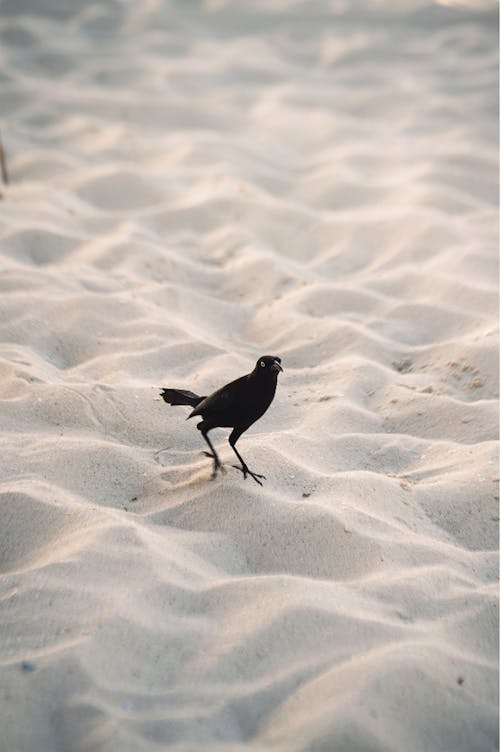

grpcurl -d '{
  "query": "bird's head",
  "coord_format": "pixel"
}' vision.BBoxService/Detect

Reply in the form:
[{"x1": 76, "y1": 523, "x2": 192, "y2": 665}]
[{"x1": 255, "y1": 355, "x2": 283, "y2": 375}]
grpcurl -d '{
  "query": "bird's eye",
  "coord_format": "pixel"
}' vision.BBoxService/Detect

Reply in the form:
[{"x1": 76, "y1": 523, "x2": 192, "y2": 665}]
[{"x1": 260, "y1": 360, "x2": 266, "y2": 367}]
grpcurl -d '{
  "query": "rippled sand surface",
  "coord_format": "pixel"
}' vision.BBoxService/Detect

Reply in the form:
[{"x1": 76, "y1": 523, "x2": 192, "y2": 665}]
[{"x1": 0, "y1": 1, "x2": 498, "y2": 750}]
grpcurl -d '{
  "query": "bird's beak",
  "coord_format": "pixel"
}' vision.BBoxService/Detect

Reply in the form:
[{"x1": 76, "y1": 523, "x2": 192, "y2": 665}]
[{"x1": 272, "y1": 360, "x2": 283, "y2": 373}]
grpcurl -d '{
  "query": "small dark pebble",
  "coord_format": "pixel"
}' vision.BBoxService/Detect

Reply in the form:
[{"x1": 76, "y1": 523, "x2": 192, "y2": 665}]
[
  {"x1": 302, "y1": 492, "x2": 311, "y2": 498},
  {"x1": 21, "y1": 661, "x2": 36, "y2": 673},
  {"x1": 393, "y1": 358, "x2": 413, "y2": 373},
  {"x1": 130, "y1": 496, "x2": 138, "y2": 503},
  {"x1": 457, "y1": 676, "x2": 464, "y2": 685}
]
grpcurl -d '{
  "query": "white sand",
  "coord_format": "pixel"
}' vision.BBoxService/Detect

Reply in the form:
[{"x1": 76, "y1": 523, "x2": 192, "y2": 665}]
[{"x1": 0, "y1": 1, "x2": 498, "y2": 750}]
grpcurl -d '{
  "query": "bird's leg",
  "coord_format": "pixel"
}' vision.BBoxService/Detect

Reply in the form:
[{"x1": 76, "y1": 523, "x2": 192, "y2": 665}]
[
  {"x1": 229, "y1": 428, "x2": 266, "y2": 486},
  {"x1": 200, "y1": 427, "x2": 225, "y2": 479}
]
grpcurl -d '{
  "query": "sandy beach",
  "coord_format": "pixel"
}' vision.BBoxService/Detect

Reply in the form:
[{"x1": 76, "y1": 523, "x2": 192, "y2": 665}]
[{"x1": 0, "y1": 0, "x2": 498, "y2": 750}]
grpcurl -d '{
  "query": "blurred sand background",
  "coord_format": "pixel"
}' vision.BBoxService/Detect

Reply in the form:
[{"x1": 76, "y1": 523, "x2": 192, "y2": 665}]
[{"x1": 0, "y1": 0, "x2": 498, "y2": 750}]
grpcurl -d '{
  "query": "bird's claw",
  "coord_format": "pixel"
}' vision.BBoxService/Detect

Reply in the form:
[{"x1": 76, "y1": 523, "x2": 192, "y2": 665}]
[
  {"x1": 205, "y1": 452, "x2": 226, "y2": 478},
  {"x1": 232, "y1": 464, "x2": 266, "y2": 486}
]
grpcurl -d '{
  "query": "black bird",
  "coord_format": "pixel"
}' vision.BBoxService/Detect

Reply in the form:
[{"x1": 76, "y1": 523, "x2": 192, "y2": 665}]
[{"x1": 160, "y1": 355, "x2": 283, "y2": 485}]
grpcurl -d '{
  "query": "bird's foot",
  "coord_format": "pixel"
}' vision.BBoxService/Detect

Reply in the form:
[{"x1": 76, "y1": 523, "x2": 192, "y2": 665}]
[
  {"x1": 232, "y1": 464, "x2": 266, "y2": 487},
  {"x1": 204, "y1": 452, "x2": 226, "y2": 478},
  {"x1": 210, "y1": 464, "x2": 226, "y2": 480}
]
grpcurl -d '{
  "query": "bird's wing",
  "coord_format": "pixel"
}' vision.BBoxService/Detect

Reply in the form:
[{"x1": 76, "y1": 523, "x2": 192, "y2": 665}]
[{"x1": 188, "y1": 375, "x2": 246, "y2": 419}]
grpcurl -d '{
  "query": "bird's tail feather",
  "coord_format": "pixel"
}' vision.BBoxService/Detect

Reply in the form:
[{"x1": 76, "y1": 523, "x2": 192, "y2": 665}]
[{"x1": 160, "y1": 388, "x2": 205, "y2": 408}]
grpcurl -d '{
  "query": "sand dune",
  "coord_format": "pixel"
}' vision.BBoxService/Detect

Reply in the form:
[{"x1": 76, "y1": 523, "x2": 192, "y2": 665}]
[{"x1": 0, "y1": 0, "x2": 498, "y2": 750}]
